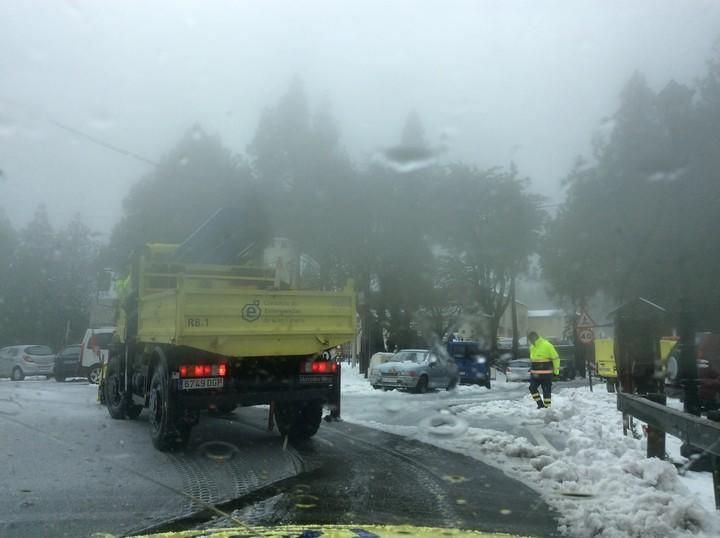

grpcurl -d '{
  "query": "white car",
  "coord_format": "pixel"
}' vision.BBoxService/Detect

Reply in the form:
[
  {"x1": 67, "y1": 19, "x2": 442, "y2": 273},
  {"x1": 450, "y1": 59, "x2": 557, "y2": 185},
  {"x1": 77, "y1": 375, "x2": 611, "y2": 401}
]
[
  {"x1": 79, "y1": 327, "x2": 115, "y2": 384},
  {"x1": 505, "y1": 358, "x2": 531, "y2": 382},
  {"x1": 368, "y1": 352, "x2": 395, "y2": 383}
]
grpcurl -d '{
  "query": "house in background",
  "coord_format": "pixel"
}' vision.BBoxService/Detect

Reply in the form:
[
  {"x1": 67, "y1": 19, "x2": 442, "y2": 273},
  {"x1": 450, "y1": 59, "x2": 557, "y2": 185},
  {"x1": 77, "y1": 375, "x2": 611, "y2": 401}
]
[
  {"x1": 527, "y1": 309, "x2": 567, "y2": 340},
  {"x1": 454, "y1": 300, "x2": 529, "y2": 343}
]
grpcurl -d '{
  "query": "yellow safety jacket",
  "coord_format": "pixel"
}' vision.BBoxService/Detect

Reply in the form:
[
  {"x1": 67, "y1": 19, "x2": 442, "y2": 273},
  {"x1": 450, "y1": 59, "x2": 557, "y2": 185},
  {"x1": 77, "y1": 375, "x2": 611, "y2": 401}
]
[{"x1": 530, "y1": 337, "x2": 560, "y2": 376}]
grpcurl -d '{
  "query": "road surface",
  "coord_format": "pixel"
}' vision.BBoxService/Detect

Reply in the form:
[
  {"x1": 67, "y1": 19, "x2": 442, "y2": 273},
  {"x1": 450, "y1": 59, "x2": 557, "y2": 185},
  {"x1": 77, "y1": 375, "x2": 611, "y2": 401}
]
[{"x1": 0, "y1": 376, "x2": 562, "y2": 537}]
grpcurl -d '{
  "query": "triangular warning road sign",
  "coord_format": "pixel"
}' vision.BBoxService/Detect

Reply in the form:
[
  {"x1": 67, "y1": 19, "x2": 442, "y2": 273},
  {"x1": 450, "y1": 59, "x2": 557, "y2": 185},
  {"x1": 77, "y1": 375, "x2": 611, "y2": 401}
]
[{"x1": 577, "y1": 311, "x2": 595, "y2": 328}]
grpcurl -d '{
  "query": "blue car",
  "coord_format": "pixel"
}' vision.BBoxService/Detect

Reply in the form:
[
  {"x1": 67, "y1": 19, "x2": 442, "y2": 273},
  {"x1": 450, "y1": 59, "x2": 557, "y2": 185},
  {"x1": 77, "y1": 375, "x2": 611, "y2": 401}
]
[{"x1": 446, "y1": 341, "x2": 491, "y2": 388}]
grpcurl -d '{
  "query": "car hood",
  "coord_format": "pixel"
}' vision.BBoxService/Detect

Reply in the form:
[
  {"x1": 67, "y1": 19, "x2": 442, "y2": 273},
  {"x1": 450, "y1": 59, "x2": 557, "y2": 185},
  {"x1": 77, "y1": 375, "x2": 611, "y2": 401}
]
[
  {"x1": 135, "y1": 524, "x2": 523, "y2": 537},
  {"x1": 376, "y1": 361, "x2": 423, "y2": 373}
]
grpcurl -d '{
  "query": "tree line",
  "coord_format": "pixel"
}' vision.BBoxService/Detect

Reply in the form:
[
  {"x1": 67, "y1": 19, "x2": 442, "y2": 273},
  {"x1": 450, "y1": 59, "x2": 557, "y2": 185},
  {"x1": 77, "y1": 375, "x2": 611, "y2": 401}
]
[
  {"x1": 0, "y1": 207, "x2": 98, "y2": 347},
  {"x1": 542, "y1": 45, "x2": 720, "y2": 331},
  {"x1": 5, "y1": 43, "x2": 720, "y2": 353}
]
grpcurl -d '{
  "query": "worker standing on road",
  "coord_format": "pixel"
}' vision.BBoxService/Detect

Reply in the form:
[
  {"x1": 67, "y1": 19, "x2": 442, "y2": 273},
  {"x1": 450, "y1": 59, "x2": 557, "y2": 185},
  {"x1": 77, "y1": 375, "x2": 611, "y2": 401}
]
[{"x1": 528, "y1": 331, "x2": 560, "y2": 409}]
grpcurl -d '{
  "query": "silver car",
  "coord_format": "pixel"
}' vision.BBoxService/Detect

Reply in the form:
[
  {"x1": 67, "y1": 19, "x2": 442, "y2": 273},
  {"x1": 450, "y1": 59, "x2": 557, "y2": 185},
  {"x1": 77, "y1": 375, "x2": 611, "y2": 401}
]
[
  {"x1": 0, "y1": 345, "x2": 55, "y2": 380},
  {"x1": 369, "y1": 349, "x2": 459, "y2": 393},
  {"x1": 505, "y1": 358, "x2": 532, "y2": 382}
]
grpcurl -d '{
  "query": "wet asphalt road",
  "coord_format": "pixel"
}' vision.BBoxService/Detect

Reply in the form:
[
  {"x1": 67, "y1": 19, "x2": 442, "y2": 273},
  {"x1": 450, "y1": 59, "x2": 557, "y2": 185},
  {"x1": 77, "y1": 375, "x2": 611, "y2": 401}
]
[{"x1": 0, "y1": 377, "x2": 560, "y2": 538}]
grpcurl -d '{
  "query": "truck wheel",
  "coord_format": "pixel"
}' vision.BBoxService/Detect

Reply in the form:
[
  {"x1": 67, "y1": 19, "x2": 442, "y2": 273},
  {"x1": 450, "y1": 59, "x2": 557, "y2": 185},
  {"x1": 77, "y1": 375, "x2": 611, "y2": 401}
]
[
  {"x1": 88, "y1": 365, "x2": 101, "y2": 385},
  {"x1": 105, "y1": 357, "x2": 128, "y2": 420},
  {"x1": 126, "y1": 404, "x2": 143, "y2": 420},
  {"x1": 446, "y1": 377, "x2": 458, "y2": 391},
  {"x1": 11, "y1": 367, "x2": 24, "y2": 381},
  {"x1": 274, "y1": 400, "x2": 323, "y2": 441},
  {"x1": 149, "y1": 363, "x2": 190, "y2": 451},
  {"x1": 484, "y1": 379, "x2": 492, "y2": 389},
  {"x1": 55, "y1": 374, "x2": 66, "y2": 382}
]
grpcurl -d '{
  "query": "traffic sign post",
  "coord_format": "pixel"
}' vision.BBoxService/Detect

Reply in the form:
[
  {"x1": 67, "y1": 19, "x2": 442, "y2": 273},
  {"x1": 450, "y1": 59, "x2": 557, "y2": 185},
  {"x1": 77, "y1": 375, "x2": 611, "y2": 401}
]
[
  {"x1": 578, "y1": 327, "x2": 594, "y2": 344},
  {"x1": 577, "y1": 311, "x2": 595, "y2": 328},
  {"x1": 576, "y1": 310, "x2": 595, "y2": 392}
]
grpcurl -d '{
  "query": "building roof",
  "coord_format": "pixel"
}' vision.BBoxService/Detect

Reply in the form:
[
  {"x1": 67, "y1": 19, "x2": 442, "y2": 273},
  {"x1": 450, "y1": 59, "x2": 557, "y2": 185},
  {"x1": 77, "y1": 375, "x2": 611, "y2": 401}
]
[{"x1": 527, "y1": 309, "x2": 564, "y2": 318}]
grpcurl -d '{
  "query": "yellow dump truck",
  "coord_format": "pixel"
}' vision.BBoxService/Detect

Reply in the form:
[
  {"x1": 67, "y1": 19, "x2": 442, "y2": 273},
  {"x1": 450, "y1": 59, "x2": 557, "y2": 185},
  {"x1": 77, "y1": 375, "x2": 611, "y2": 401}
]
[{"x1": 103, "y1": 218, "x2": 355, "y2": 451}]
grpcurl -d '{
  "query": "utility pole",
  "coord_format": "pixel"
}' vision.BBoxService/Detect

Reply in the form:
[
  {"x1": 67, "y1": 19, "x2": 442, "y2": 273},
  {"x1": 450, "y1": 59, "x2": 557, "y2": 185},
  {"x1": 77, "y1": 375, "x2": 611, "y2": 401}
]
[
  {"x1": 679, "y1": 307, "x2": 699, "y2": 416},
  {"x1": 510, "y1": 275, "x2": 519, "y2": 358}
]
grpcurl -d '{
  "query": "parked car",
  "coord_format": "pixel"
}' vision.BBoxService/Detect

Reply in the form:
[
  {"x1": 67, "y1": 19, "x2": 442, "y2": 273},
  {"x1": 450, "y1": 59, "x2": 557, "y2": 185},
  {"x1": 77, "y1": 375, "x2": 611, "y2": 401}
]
[
  {"x1": 505, "y1": 358, "x2": 531, "y2": 382},
  {"x1": 368, "y1": 352, "x2": 396, "y2": 386},
  {"x1": 368, "y1": 349, "x2": 459, "y2": 393},
  {"x1": 0, "y1": 345, "x2": 55, "y2": 380},
  {"x1": 446, "y1": 341, "x2": 492, "y2": 388},
  {"x1": 79, "y1": 327, "x2": 115, "y2": 384},
  {"x1": 53, "y1": 344, "x2": 82, "y2": 382},
  {"x1": 509, "y1": 341, "x2": 576, "y2": 381}
]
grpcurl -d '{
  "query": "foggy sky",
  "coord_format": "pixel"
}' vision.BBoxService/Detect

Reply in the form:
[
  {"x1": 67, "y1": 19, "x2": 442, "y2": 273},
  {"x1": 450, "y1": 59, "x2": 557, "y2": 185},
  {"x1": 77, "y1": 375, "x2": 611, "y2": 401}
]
[{"x1": 1, "y1": 0, "x2": 719, "y2": 236}]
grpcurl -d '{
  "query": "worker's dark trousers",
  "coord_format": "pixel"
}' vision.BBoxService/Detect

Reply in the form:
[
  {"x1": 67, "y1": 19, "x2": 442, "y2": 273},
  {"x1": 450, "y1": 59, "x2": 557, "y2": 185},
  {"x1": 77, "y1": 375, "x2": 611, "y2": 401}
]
[{"x1": 529, "y1": 374, "x2": 552, "y2": 408}]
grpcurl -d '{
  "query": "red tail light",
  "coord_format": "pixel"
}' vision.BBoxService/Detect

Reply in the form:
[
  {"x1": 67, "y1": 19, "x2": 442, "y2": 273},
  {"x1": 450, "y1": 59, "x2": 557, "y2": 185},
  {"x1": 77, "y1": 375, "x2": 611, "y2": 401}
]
[
  {"x1": 178, "y1": 363, "x2": 227, "y2": 378},
  {"x1": 22, "y1": 354, "x2": 33, "y2": 363},
  {"x1": 301, "y1": 360, "x2": 338, "y2": 374}
]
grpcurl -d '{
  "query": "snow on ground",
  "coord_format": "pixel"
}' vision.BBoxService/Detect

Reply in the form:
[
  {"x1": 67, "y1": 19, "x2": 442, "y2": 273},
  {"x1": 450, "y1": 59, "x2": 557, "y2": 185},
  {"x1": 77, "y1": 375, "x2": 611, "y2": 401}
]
[{"x1": 340, "y1": 365, "x2": 720, "y2": 538}]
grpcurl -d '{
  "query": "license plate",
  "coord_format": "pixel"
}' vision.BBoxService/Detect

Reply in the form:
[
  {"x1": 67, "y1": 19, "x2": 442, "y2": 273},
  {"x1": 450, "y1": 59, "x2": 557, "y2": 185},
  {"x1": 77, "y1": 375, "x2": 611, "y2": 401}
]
[{"x1": 181, "y1": 378, "x2": 224, "y2": 390}]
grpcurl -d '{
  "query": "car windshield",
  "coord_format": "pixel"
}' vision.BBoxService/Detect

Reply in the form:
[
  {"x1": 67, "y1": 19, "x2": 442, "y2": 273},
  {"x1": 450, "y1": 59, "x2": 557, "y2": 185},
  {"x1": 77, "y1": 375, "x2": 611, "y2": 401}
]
[
  {"x1": 394, "y1": 351, "x2": 427, "y2": 364},
  {"x1": 3, "y1": 2, "x2": 720, "y2": 537}
]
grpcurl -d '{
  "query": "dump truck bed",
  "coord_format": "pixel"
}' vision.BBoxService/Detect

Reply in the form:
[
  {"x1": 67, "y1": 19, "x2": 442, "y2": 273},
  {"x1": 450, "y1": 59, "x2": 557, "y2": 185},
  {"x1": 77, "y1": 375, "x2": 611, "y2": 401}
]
[
  {"x1": 139, "y1": 282, "x2": 355, "y2": 357},
  {"x1": 133, "y1": 245, "x2": 355, "y2": 357}
]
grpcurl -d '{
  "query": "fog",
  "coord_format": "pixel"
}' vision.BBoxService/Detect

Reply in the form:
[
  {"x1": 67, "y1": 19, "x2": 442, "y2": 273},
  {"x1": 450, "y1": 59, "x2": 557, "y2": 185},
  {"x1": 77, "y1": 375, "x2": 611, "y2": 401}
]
[{"x1": 1, "y1": 0, "x2": 720, "y2": 234}]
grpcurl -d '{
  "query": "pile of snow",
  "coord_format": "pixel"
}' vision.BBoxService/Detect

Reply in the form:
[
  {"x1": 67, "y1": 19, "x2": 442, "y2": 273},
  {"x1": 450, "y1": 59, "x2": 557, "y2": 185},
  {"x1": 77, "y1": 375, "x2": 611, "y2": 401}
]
[{"x1": 343, "y1": 379, "x2": 720, "y2": 538}]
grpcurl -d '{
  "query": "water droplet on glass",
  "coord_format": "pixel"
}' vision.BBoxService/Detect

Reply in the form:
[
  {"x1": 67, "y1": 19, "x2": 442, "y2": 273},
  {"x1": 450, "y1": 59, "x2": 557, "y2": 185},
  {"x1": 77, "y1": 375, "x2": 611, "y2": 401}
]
[{"x1": 373, "y1": 144, "x2": 440, "y2": 173}]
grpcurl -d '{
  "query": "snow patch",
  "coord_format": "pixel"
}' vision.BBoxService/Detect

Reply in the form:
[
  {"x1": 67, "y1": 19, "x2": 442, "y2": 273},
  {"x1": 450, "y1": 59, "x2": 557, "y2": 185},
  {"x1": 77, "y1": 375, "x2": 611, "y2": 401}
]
[{"x1": 342, "y1": 375, "x2": 720, "y2": 538}]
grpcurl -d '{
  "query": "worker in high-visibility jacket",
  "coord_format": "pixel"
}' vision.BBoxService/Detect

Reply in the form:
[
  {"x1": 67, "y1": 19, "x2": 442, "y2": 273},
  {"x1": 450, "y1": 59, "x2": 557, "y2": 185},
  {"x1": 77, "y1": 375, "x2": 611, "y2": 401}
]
[{"x1": 528, "y1": 331, "x2": 560, "y2": 408}]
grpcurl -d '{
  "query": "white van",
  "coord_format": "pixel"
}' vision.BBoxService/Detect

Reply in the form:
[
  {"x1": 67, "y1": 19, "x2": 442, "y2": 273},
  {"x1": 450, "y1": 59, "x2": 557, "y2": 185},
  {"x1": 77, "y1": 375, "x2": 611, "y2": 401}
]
[{"x1": 79, "y1": 327, "x2": 115, "y2": 384}]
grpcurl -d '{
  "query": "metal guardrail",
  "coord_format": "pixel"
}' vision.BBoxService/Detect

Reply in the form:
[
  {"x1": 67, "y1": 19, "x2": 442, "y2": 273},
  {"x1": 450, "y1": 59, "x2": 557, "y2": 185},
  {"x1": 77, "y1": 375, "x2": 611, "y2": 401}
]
[
  {"x1": 616, "y1": 393, "x2": 720, "y2": 457},
  {"x1": 617, "y1": 392, "x2": 720, "y2": 510}
]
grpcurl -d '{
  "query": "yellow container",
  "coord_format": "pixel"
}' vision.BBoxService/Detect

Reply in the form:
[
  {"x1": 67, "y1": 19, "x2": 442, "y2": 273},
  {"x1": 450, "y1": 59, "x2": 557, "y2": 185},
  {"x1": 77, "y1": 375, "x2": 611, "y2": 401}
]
[
  {"x1": 594, "y1": 338, "x2": 617, "y2": 379},
  {"x1": 130, "y1": 244, "x2": 356, "y2": 358}
]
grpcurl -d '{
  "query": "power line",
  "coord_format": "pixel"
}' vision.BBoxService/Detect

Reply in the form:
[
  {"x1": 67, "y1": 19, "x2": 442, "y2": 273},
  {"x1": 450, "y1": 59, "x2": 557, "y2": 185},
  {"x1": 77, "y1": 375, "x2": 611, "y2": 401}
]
[
  {"x1": 0, "y1": 96, "x2": 158, "y2": 167},
  {"x1": 47, "y1": 118, "x2": 158, "y2": 167}
]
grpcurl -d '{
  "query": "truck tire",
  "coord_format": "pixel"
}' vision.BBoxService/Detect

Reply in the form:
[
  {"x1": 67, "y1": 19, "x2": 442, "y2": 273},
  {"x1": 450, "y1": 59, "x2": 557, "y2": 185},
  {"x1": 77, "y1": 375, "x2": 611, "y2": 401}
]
[
  {"x1": 126, "y1": 404, "x2": 143, "y2": 419},
  {"x1": 274, "y1": 400, "x2": 323, "y2": 441},
  {"x1": 149, "y1": 362, "x2": 190, "y2": 451},
  {"x1": 105, "y1": 356, "x2": 128, "y2": 420}
]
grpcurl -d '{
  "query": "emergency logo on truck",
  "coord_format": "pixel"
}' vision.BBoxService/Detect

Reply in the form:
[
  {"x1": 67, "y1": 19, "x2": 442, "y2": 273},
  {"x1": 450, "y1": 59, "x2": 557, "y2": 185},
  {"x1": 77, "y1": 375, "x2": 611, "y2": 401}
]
[{"x1": 242, "y1": 300, "x2": 262, "y2": 322}]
